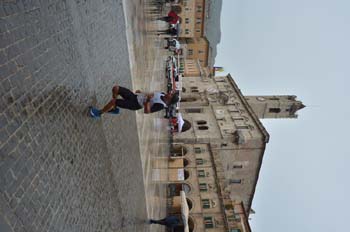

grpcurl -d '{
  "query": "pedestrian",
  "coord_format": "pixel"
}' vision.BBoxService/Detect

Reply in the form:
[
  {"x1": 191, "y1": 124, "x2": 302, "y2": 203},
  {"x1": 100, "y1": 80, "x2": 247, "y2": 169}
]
[
  {"x1": 89, "y1": 85, "x2": 179, "y2": 118},
  {"x1": 165, "y1": 38, "x2": 181, "y2": 52},
  {"x1": 170, "y1": 113, "x2": 191, "y2": 133},
  {"x1": 157, "y1": 8, "x2": 181, "y2": 24},
  {"x1": 157, "y1": 27, "x2": 178, "y2": 36},
  {"x1": 149, "y1": 215, "x2": 182, "y2": 228}
]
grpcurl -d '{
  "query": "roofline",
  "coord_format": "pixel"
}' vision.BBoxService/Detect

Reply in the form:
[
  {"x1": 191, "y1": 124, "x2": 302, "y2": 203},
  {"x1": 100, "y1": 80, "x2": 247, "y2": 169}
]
[
  {"x1": 239, "y1": 201, "x2": 253, "y2": 232},
  {"x1": 200, "y1": 0, "x2": 206, "y2": 36},
  {"x1": 225, "y1": 73, "x2": 270, "y2": 213},
  {"x1": 247, "y1": 143, "x2": 267, "y2": 213}
]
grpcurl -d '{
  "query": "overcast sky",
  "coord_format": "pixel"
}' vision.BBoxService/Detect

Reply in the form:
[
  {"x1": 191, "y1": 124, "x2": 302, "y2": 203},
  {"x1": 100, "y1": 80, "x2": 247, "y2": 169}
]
[{"x1": 215, "y1": 0, "x2": 350, "y2": 231}]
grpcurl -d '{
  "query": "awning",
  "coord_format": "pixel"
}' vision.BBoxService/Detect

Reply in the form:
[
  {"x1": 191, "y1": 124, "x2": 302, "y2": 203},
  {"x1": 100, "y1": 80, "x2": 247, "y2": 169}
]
[
  {"x1": 180, "y1": 191, "x2": 190, "y2": 232},
  {"x1": 177, "y1": 113, "x2": 184, "y2": 132}
]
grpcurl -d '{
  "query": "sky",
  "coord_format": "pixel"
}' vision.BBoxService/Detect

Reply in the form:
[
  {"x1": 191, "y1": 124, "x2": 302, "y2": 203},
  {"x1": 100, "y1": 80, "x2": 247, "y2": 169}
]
[{"x1": 215, "y1": 0, "x2": 350, "y2": 231}]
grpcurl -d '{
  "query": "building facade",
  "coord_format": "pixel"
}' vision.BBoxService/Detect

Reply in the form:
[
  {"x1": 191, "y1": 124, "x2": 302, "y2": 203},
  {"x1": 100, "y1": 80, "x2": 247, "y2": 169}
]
[
  {"x1": 156, "y1": 73, "x2": 304, "y2": 231},
  {"x1": 183, "y1": 37, "x2": 209, "y2": 68},
  {"x1": 177, "y1": 0, "x2": 206, "y2": 38}
]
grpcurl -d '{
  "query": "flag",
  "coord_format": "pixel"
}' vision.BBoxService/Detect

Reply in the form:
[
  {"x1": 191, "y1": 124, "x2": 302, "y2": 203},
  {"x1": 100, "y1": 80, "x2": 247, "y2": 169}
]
[{"x1": 213, "y1": 66, "x2": 224, "y2": 72}]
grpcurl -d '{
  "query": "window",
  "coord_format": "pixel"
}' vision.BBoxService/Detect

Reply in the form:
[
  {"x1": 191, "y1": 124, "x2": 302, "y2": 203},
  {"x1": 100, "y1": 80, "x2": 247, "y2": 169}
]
[
  {"x1": 196, "y1": 120, "x2": 207, "y2": 125},
  {"x1": 188, "y1": 49, "x2": 193, "y2": 55},
  {"x1": 196, "y1": 18, "x2": 202, "y2": 24},
  {"x1": 194, "y1": 147, "x2": 202, "y2": 153},
  {"x1": 198, "y1": 126, "x2": 209, "y2": 130},
  {"x1": 233, "y1": 118, "x2": 244, "y2": 122},
  {"x1": 187, "y1": 198, "x2": 193, "y2": 210},
  {"x1": 269, "y1": 108, "x2": 281, "y2": 113},
  {"x1": 233, "y1": 165, "x2": 243, "y2": 169},
  {"x1": 183, "y1": 183, "x2": 191, "y2": 194},
  {"x1": 198, "y1": 170, "x2": 205, "y2": 177},
  {"x1": 181, "y1": 97, "x2": 197, "y2": 102},
  {"x1": 196, "y1": 158, "x2": 204, "y2": 165},
  {"x1": 171, "y1": 145, "x2": 187, "y2": 156},
  {"x1": 186, "y1": 38, "x2": 194, "y2": 44},
  {"x1": 199, "y1": 183, "x2": 208, "y2": 191},
  {"x1": 202, "y1": 199, "x2": 210, "y2": 209},
  {"x1": 184, "y1": 170, "x2": 190, "y2": 180},
  {"x1": 229, "y1": 179, "x2": 241, "y2": 184},
  {"x1": 191, "y1": 89, "x2": 199, "y2": 93},
  {"x1": 230, "y1": 229, "x2": 241, "y2": 232},
  {"x1": 204, "y1": 216, "x2": 214, "y2": 228},
  {"x1": 197, "y1": 5, "x2": 202, "y2": 12},
  {"x1": 236, "y1": 125, "x2": 249, "y2": 130},
  {"x1": 185, "y1": 18, "x2": 190, "y2": 24},
  {"x1": 185, "y1": 108, "x2": 202, "y2": 113},
  {"x1": 185, "y1": 29, "x2": 190, "y2": 35}
]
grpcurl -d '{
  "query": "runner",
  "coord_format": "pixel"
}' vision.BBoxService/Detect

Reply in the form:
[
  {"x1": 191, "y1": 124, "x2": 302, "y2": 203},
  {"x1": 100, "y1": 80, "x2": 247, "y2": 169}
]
[{"x1": 89, "y1": 85, "x2": 179, "y2": 118}]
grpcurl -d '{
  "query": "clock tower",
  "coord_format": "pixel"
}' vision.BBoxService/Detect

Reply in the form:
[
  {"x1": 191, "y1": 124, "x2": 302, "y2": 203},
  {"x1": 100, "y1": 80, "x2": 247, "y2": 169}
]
[{"x1": 244, "y1": 95, "x2": 305, "y2": 119}]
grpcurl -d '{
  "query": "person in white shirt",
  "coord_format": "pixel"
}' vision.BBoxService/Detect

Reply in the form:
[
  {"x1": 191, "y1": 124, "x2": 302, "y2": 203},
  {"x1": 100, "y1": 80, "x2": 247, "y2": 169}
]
[{"x1": 89, "y1": 85, "x2": 179, "y2": 118}]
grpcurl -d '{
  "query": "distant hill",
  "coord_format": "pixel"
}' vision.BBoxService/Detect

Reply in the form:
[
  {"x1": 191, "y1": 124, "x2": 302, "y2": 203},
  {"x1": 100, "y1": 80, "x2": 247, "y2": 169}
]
[{"x1": 204, "y1": 0, "x2": 223, "y2": 67}]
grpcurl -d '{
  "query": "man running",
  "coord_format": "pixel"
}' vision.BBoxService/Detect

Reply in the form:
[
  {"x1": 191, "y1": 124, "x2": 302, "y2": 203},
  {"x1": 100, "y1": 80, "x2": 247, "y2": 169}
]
[{"x1": 89, "y1": 85, "x2": 179, "y2": 118}]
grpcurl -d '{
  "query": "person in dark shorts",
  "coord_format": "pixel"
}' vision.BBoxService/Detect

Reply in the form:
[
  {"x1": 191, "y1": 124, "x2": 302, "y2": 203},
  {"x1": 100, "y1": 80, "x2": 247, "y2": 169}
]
[
  {"x1": 89, "y1": 85, "x2": 179, "y2": 118},
  {"x1": 149, "y1": 215, "x2": 181, "y2": 228},
  {"x1": 157, "y1": 27, "x2": 178, "y2": 36}
]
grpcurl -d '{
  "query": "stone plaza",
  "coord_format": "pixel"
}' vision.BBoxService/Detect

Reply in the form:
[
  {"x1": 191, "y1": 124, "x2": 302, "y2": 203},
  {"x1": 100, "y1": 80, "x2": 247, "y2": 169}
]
[{"x1": 0, "y1": 0, "x2": 170, "y2": 231}]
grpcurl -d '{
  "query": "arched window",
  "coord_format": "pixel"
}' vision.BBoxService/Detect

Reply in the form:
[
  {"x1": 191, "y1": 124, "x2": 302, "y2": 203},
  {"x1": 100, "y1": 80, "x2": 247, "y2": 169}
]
[
  {"x1": 186, "y1": 198, "x2": 193, "y2": 210},
  {"x1": 184, "y1": 170, "x2": 190, "y2": 180},
  {"x1": 183, "y1": 158, "x2": 189, "y2": 167},
  {"x1": 183, "y1": 183, "x2": 191, "y2": 194},
  {"x1": 174, "y1": 217, "x2": 194, "y2": 232}
]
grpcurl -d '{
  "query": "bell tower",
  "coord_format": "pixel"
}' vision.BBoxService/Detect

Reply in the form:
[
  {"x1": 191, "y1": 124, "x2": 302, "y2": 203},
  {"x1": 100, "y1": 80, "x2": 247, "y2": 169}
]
[{"x1": 245, "y1": 95, "x2": 305, "y2": 119}]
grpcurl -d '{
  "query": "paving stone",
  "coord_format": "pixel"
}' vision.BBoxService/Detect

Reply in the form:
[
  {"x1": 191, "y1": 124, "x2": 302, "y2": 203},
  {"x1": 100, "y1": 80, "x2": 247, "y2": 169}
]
[{"x1": 0, "y1": 0, "x2": 153, "y2": 231}]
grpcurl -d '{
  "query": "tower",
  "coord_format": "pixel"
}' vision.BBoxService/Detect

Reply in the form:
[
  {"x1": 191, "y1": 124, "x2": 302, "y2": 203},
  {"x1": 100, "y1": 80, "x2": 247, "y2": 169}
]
[{"x1": 245, "y1": 95, "x2": 305, "y2": 119}]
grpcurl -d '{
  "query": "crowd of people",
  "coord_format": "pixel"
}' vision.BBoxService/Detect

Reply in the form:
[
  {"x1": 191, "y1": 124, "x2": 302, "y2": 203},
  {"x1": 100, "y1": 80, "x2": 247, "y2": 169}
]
[{"x1": 89, "y1": 2, "x2": 188, "y2": 229}]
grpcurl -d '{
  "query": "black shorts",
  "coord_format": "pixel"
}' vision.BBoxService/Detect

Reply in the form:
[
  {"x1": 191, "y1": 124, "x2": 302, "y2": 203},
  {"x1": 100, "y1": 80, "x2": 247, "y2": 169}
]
[{"x1": 116, "y1": 87, "x2": 143, "y2": 110}]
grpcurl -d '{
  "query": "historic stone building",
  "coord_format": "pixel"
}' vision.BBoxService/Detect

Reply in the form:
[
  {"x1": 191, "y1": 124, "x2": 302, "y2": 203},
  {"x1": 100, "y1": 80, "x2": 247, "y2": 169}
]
[
  {"x1": 176, "y1": 0, "x2": 206, "y2": 38},
  {"x1": 156, "y1": 73, "x2": 304, "y2": 231},
  {"x1": 183, "y1": 37, "x2": 209, "y2": 68}
]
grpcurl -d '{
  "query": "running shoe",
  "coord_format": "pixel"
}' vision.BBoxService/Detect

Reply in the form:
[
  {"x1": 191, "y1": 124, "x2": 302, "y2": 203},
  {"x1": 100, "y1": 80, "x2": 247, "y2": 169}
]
[{"x1": 89, "y1": 107, "x2": 101, "y2": 118}]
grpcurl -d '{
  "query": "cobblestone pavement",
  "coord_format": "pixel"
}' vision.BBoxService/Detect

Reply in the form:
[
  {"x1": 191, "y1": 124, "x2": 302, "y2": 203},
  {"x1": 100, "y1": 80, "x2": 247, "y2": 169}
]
[
  {"x1": 123, "y1": 1, "x2": 171, "y2": 231},
  {"x1": 0, "y1": 0, "x2": 169, "y2": 231}
]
